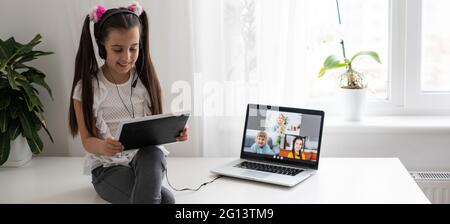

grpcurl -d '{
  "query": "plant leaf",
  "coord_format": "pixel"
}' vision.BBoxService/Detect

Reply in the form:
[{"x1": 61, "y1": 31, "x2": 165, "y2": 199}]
[
  {"x1": 0, "y1": 37, "x2": 16, "y2": 64},
  {"x1": 8, "y1": 120, "x2": 21, "y2": 140},
  {"x1": 35, "y1": 111, "x2": 53, "y2": 143},
  {"x1": 350, "y1": 51, "x2": 382, "y2": 64},
  {"x1": 0, "y1": 133, "x2": 11, "y2": 165},
  {"x1": 0, "y1": 78, "x2": 9, "y2": 90},
  {"x1": 16, "y1": 79, "x2": 43, "y2": 111},
  {"x1": 27, "y1": 137, "x2": 41, "y2": 155},
  {"x1": 0, "y1": 91, "x2": 11, "y2": 110},
  {"x1": 317, "y1": 67, "x2": 327, "y2": 78},
  {"x1": 21, "y1": 68, "x2": 53, "y2": 100},
  {"x1": 13, "y1": 72, "x2": 27, "y2": 82},
  {"x1": 317, "y1": 63, "x2": 347, "y2": 78},
  {"x1": 323, "y1": 55, "x2": 343, "y2": 69},
  {"x1": 18, "y1": 112, "x2": 34, "y2": 139},
  {"x1": 0, "y1": 46, "x2": 8, "y2": 63},
  {"x1": 317, "y1": 55, "x2": 348, "y2": 78},
  {"x1": 14, "y1": 51, "x2": 53, "y2": 65},
  {"x1": 5, "y1": 34, "x2": 43, "y2": 66},
  {"x1": 29, "y1": 130, "x2": 43, "y2": 154},
  {"x1": 0, "y1": 110, "x2": 7, "y2": 133},
  {"x1": 6, "y1": 67, "x2": 19, "y2": 90},
  {"x1": 8, "y1": 99, "x2": 20, "y2": 119}
]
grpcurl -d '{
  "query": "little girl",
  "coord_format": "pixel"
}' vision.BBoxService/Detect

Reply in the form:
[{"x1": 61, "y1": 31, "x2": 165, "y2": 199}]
[
  {"x1": 288, "y1": 137, "x2": 305, "y2": 160},
  {"x1": 68, "y1": 2, "x2": 187, "y2": 204}
]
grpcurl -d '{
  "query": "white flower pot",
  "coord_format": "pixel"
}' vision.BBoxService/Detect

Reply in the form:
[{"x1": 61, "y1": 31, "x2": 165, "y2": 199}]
[
  {"x1": 340, "y1": 88, "x2": 367, "y2": 121},
  {"x1": 2, "y1": 136, "x2": 32, "y2": 167}
]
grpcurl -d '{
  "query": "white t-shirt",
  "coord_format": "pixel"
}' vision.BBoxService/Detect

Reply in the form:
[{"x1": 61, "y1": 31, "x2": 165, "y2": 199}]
[{"x1": 72, "y1": 67, "x2": 169, "y2": 175}]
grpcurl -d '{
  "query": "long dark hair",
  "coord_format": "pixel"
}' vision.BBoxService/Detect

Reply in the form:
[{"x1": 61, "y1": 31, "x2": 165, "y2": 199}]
[
  {"x1": 69, "y1": 8, "x2": 162, "y2": 137},
  {"x1": 291, "y1": 137, "x2": 304, "y2": 160}
]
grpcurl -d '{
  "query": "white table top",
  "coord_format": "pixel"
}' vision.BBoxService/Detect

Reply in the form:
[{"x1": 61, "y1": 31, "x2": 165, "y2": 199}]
[
  {"x1": 169, "y1": 157, "x2": 429, "y2": 204},
  {"x1": 0, "y1": 157, "x2": 429, "y2": 204}
]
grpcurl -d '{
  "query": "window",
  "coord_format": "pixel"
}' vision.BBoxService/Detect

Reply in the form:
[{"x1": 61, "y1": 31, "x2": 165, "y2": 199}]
[
  {"x1": 405, "y1": 0, "x2": 450, "y2": 110},
  {"x1": 421, "y1": 0, "x2": 450, "y2": 92}
]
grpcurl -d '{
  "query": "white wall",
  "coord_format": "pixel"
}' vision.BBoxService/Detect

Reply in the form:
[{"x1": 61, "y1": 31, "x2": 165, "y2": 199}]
[
  {"x1": 321, "y1": 132, "x2": 450, "y2": 171},
  {"x1": 1, "y1": 0, "x2": 449, "y2": 171},
  {"x1": 1, "y1": 0, "x2": 79, "y2": 156}
]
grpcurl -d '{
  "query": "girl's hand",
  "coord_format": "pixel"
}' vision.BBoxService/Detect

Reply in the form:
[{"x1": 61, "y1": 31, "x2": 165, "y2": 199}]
[
  {"x1": 176, "y1": 127, "x2": 189, "y2": 142},
  {"x1": 100, "y1": 137, "x2": 124, "y2": 156}
]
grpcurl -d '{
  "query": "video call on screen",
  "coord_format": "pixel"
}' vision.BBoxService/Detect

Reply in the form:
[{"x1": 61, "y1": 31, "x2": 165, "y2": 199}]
[{"x1": 243, "y1": 107, "x2": 321, "y2": 163}]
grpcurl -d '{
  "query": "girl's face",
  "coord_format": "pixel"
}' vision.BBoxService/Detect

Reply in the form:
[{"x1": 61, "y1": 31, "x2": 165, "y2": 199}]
[
  {"x1": 104, "y1": 26, "x2": 140, "y2": 75},
  {"x1": 294, "y1": 139, "x2": 303, "y2": 153}
]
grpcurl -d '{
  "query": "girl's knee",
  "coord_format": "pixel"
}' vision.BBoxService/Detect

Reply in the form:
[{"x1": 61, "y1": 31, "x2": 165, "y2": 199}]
[
  {"x1": 136, "y1": 147, "x2": 164, "y2": 161},
  {"x1": 133, "y1": 147, "x2": 167, "y2": 170},
  {"x1": 137, "y1": 146, "x2": 163, "y2": 158}
]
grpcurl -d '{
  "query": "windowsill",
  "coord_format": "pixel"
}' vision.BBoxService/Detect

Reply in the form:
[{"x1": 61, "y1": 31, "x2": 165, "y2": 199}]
[{"x1": 324, "y1": 115, "x2": 450, "y2": 134}]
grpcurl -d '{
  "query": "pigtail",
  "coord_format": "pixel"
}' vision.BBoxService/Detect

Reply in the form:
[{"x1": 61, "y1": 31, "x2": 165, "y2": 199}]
[
  {"x1": 69, "y1": 16, "x2": 99, "y2": 137},
  {"x1": 136, "y1": 11, "x2": 163, "y2": 115}
]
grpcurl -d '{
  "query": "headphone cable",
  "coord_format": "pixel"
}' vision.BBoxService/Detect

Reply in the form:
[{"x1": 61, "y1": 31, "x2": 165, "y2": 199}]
[
  {"x1": 165, "y1": 167, "x2": 222, "y2": 192},
  {"x1": 107, "y1": 67, "x2": 135, "y2": 119}
]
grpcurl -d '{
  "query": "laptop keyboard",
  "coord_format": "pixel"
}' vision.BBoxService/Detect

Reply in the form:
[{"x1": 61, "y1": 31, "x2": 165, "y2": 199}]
[{"x1": 234, "y1": 161, "x2": 304, "y2": 176}]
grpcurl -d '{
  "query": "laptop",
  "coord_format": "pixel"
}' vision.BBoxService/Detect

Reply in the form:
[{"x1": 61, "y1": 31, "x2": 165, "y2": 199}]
[{"x1": 211, "y1": 104, "x2": 324, "y2": 187}]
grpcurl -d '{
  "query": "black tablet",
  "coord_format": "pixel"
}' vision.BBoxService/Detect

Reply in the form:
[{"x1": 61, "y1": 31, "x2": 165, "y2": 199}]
[{"x1": 115, "y1": 112, "x2": 190, "y2": 150}]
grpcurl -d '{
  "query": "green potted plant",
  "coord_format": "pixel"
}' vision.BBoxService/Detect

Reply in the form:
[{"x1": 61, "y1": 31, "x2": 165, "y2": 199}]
[
  {"x1": 0, "y1": 34, "x2": 54, "y2": 166},
  {"x1": 317, "y1": 51, "x2": 381, "y2": 89},
  {"x1": 317, "y1": 0, "x2": 381, "y2": 121}
]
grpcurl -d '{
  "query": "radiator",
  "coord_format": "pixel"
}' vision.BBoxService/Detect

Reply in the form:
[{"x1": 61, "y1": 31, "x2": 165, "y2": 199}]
[{"x1": 410, "y1": 171, "x2": 450, "y2": 204}]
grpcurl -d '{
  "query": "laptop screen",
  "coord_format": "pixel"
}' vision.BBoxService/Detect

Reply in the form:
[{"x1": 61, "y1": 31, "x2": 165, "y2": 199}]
[{"x1": 240, "y1": 104, "x2": 324, "y2": 169}]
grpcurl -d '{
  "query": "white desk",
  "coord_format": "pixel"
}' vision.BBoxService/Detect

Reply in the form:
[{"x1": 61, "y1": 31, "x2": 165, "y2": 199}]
[{"x1": 0, "y1": 157, "x2": 429, "y2": 204}]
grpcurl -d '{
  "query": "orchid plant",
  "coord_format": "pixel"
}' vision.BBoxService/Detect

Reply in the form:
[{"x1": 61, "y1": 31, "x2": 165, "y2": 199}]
[{"x1": 317, "y1": 0, "x2": 381, "y2": 89}]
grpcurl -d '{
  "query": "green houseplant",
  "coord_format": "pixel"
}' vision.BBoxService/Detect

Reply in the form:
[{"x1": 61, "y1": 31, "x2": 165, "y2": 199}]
[
  {"x1": 0, "y1": 34, "x2": 54, "y2": 166},
  {"x1": 317, "y1": 51, "x2": 381, "y2": 89},
  {"x1": 316, "y1": 0, "x2": 381, "y2": 121},
  {"x1": 317, "y1": 0, "x2": 381, "y2": 88}
]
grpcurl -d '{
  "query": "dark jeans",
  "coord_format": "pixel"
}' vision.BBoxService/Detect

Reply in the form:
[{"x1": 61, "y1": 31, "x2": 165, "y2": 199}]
[{"x1": 91, "y1": 146, "x2": 175, "y2": 204}]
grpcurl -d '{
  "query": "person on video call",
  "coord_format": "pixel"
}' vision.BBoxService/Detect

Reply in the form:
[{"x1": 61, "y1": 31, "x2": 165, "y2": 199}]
[
  {"x1": 287, "y1": 137, "x2": 305, "y2": 160},
  {"x1": 250, "y1": 131, "x2": 275, "y2": 155},
  {"x1": 271, "y1": 113, "x2": 286, "y2": 134},
  {"x1": 268, "y1": 113, "x2": 286, "y2": 154}
]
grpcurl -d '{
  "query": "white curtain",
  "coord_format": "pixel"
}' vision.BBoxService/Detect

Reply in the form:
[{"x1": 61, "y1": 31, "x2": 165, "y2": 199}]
[{"x1": 189, "y1": 0, "x2": 313, "y2": 156}]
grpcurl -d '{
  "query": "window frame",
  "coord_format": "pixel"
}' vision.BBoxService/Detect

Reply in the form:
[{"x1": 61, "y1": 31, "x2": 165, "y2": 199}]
[
  {"x1": 404, "y1": 0, "x2": 450, "y2": 111},
  {"x1": 367, "y1": 0, "x2": 404, "y2": 114}
]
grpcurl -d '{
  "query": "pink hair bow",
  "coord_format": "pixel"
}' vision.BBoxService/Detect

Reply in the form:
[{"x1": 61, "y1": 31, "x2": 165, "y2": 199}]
[
  {"x1": 128, "y1": 1, "x2": 144, "y2": 16},
  {"x1": 89, "y1": 5, "x2": 106, "y2": 23}
]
